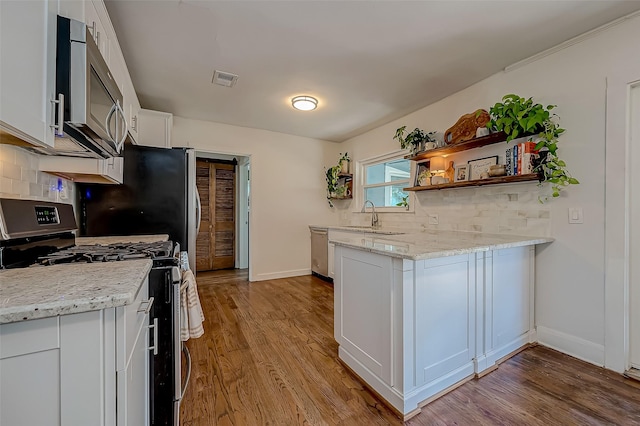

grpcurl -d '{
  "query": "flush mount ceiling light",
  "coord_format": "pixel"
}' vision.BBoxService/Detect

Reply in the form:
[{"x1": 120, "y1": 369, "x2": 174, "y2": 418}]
[{"x1": 291, "y1": 96, "x2": 318, "y2": 111}]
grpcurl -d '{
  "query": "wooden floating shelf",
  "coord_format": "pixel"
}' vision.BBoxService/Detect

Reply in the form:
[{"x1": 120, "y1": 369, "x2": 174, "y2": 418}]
[
  {"x1": 404, "y1": 174, "x2": 540, "y2": 192},
  {"x1": 406, "y1": 132, "x2": 517, "y2": 161}
]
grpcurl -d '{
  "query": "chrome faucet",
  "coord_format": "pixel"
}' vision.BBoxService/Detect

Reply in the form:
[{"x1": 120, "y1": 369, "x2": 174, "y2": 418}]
[{"x1": 361, "y1": 200, "x2": 379, "y2": 228}]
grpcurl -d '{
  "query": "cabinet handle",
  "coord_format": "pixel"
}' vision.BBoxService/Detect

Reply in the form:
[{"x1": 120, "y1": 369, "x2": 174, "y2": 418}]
[
  {"x1": 148, "y1": 318, "x2": 159, "y2": 356},
  {"x1": 50, "y1": 94, "x2": 65, "y2": 137},
  {"x1": 137, "y1": 296, "x2": 154, "y2": 314},
  {"x1": 88, "y1": 21, "x2": 96, "y2": 38}
]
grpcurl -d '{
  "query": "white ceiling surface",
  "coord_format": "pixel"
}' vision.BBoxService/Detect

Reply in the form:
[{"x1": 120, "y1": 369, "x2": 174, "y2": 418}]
[{"x1": 105, "y1": 0, "x2": 640, "y2": 143}]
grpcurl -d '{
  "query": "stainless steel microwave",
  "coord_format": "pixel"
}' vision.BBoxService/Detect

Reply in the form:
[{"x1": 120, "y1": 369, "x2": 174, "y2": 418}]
[{"x1": 53, "y1": 15, "x2": 126, "y2": 158}]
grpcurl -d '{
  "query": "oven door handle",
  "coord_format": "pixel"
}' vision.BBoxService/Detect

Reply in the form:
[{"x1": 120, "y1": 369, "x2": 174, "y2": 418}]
[
  {"x1": 148, "y1": 317, "x2": 159, "y2": 356},
  {"x1": 181, "y1": 343, "x2": 192, "y2": 399}
]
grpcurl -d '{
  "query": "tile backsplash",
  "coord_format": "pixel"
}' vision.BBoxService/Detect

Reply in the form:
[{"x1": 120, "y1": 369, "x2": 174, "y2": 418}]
[
  {"x1": 0, "y1": 144, "x2": 75, "y2": 204},
  {"x1": 341, "y1": 182, "x2": 551, "y2": 237}
]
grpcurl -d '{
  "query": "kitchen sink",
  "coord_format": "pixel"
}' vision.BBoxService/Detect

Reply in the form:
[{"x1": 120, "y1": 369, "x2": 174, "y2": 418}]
[{"x1": 340, "y1": 225, "x2": 406, "y2": 235}]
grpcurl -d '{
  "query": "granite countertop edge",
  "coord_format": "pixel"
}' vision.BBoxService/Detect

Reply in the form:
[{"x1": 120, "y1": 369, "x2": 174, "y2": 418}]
[
  {"x1": 0, "y1": 260, "x2": 153, "y2": 325},
  {"x1": 324, "y1": 227, "x2": 554, "y2": 261}
]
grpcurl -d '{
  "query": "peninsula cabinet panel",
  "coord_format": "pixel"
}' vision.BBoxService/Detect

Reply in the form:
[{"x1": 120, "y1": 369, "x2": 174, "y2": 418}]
[
  {"x1": 335, "y1": 248, "x2": 393, "y2": 384},
  {"x1": 475, "y1": 246, "x2": 535, "y2": 375},
  {"x1": 415, "y1": 255, "x2": 476, "y2": 387},
  {"x1": 334, "y1": 243, "x2": 536, "y2": 418}
]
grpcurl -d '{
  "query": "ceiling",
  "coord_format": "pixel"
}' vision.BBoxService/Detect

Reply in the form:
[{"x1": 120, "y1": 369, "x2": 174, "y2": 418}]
[{"x1": 105, "y1": 0, "x2": 640, "y2": 143}]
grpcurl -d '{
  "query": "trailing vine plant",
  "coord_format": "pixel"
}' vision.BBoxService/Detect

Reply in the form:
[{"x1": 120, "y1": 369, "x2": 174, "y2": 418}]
[{"x1": 487, "y1": 94, "x2": 579, "y2": 199}]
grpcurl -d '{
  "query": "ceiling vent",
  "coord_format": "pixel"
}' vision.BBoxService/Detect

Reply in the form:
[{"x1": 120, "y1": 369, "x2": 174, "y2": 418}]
[{"x1": 212, "y1": 70, "x2": 238, "y2": 87}]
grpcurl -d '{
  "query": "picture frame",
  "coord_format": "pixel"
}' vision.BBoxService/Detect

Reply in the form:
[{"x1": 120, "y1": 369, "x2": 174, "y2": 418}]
[
  {"x1": 454, "y1": 164, "x2": 469, "y2": 182},
  {"x1": 467, "y1": 155, "x2": 498, "y2": 180},
  {"x1": 413, "y1": 159, "x2": 430, "y2": 187}
]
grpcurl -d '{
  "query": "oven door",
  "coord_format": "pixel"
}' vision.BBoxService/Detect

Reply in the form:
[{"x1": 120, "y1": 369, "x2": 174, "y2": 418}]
[{"x1": 149, "y1": 263, "x2": 184, "y2": 426}]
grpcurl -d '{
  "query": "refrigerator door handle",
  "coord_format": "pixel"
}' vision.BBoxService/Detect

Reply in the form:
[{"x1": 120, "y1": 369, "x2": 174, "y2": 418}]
[{"x1": 195, "y1": 186, "x2": 202, "y2": 235}]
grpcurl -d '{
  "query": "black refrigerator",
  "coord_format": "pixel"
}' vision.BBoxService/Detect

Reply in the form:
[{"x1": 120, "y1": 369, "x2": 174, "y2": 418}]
[
  {"x1": 77, "y1": 144, "x2": 199, "y2": 269},
  {"x1": 77, "y1": 144, "x2": 200, "y2": 426}
]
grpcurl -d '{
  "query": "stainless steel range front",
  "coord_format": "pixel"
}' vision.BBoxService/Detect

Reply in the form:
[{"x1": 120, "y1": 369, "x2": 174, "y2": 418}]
[{"x1": 0, "y1": 198, "x2": 189, "y2": 426}]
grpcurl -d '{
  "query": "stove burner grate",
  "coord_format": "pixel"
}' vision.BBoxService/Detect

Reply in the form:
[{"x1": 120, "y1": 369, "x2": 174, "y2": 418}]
[{"x1": 36, "y1": 241, "x2": 174, "y2": 265}]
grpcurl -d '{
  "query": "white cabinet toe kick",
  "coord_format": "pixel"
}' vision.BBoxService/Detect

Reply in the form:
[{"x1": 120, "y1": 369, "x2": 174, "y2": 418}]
[{"x1": 333, "y1": 245, "x2": 536, "y2": 419}]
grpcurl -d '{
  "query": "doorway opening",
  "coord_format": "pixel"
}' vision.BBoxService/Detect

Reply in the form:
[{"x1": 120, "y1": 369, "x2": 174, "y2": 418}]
[{"x1": 195, "y1": 152, "x2": 249, "y2": 273}]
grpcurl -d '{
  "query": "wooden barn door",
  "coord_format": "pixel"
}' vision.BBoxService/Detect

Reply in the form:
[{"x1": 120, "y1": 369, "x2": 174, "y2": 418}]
[{"x1": 196, "y1": 160, "x2": 236, "y2": 272}]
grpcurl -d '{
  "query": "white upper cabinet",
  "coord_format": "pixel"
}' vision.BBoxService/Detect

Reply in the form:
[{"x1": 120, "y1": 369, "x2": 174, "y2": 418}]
[
  {"x1": 0, "y1": 0, "x2": 59, "y2": 148},
  {"x1": 58, "y1": 0, "x2": 84, "y2": 25},
  {"x1": 0, "y1": 0, "x2": 142, "y2": 153},
  {"x1": 138, "y1": 109, "x2": 173, "y2": 148},
  {"x1": 84, "y1": 0, "x2": 110, "y2": 64},
  {"x1": 124, "y1": 79, "x2": 142, "y2": 143}
]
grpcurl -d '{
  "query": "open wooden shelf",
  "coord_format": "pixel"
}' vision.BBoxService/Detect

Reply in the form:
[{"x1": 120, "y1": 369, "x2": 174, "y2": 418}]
[
  {"x1": 406, "y1": 132, "x2": 513, "y2": 161},
  {"x1": 404, "y1": 174, "x2": 540, "y2": 192}
]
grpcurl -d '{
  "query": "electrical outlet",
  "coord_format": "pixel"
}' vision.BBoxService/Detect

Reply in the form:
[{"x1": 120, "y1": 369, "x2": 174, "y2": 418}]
[{"x1": 428, "y1": 214, "x2": 439, "y2": 225}]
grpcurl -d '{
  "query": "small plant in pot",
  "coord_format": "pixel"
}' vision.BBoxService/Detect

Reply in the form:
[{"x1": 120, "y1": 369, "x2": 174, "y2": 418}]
[
  {"x1": 487, "y1": 94, "x2": 579, "y2": 199},
  {"x1": 339, "y1": 152, "x2": 350, "y2": 174},
  {"x1": 325, "y1": 165, "x2": 341, "y2": 206},
  {"x1": 393, "y1": 126, "x2": 437, "y2": 155}
]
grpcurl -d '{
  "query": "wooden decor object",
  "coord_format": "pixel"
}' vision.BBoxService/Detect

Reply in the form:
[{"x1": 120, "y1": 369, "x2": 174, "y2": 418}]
[
  {"x1": 444, "y1": 160, "x2": 455, "y2": 183},
  {"x1": 444, "y1": 109, "x2": 490, "y2": 145}
]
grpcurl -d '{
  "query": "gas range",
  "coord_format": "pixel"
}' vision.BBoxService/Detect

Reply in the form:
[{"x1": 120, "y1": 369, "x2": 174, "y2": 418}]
[
  {"x1": 37, "y1": 241, "x2": 175, "y2": 266},
  {"x1": 0, "y1": 197, "x2": 189, "y2": 426}
]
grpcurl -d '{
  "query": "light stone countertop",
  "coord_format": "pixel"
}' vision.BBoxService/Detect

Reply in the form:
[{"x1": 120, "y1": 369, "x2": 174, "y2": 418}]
[
  {"x1": 0, "y1": 259, "x2": 153, "y2": 324},
  {"x1": 75, "y1": 234, "x2": 169, "y2": 245},
  {"x1": 324, "y1": 227, "x2": 553, "y2": 260}
]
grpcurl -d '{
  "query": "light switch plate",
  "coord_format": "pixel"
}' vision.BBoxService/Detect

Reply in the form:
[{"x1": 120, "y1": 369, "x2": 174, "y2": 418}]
[{"x1": 568, "y1": 207, "x2": 583, "y2": 224}]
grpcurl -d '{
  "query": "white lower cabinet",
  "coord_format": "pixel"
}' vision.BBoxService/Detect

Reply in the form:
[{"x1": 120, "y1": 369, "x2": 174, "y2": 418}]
[
  {"x1": 334, "y1": 245, "x2": 534, "y2": 417},
  {"x1": 475, "y1": 246, "x2": 535, "y2": 375},
  {"x1": 0, "y1": 317, "x2": 60, "y2": 426},
  {"x1": 0, "y1": 278, "x2": 150, "y2": 425}
]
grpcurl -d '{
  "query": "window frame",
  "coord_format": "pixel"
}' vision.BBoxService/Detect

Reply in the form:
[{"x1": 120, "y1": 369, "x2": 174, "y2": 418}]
[{"x1": 354, "y1": 150, "x2": 415, "y2": 213}]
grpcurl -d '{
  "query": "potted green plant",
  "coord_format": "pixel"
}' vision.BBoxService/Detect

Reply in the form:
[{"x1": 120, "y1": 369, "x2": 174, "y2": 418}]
[
  {"x1": 325, "y1": 164, "x2": 341, "y2": 207},
  {"x1": 393, "y1": 126, "x2": 437, "y2": 155},
  {"x1": 339, "y1": 152, "x2": 351, "y2": 174},
  {"x1": 487, "y1": 94, "x2": 579, "y2": 199}
]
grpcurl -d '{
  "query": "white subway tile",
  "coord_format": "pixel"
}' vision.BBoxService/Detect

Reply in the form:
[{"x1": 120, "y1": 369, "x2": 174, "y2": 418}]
[{"x1": 2, "y1": 162, "x2": 21, "y2": 180}]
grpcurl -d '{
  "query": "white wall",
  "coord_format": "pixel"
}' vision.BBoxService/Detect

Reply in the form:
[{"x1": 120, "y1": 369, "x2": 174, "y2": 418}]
[
  {"x1": 172, "y1": 117, "x2": 337, "y2": 281},
  {"x1": 338, "y1": 14, "x2": 640, "y2": 368},
  {"x1": 0, "y1": 144, "x2": 75, "y2": 204}
]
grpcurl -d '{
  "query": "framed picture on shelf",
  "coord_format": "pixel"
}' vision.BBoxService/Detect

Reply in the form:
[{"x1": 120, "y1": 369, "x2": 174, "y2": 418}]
[
  {"x1": 468, "y1": 155, "x2": 498, "y2": 180},
  {"x1": 413, "y1": 159, "x2": 430, "y2": 187},
  {"x1": 454, "y1": 164, "x2": 469, "y2": 182}
]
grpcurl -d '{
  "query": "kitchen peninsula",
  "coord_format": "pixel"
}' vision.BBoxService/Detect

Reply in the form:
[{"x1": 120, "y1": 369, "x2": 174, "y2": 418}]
[{"x1": 329, "y1": 229, "x2": 553, "y2": 419}]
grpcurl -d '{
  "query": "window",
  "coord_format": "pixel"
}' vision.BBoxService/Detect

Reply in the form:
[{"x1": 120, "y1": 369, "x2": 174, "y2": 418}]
[{"x1": 358, "y1": 151, "x2": 412, "y2": 211}]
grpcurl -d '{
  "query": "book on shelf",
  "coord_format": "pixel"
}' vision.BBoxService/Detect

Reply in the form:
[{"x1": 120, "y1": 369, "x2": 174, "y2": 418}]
[{"x1": 506, "y1": 141, "x2": 539, "y2": 175}]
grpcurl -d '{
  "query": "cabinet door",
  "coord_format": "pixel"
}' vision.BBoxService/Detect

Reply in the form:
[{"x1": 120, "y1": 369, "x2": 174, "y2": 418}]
[
  {"x1": 123, "y1": 78, "x2": 141, "y2": 144},
  {"x1": 0, "y1": 0, "x2": 58, "y2": 148},
  {"x1": 84, "y1": 0, "x2": 110, "y2": 64},
  {"x1": 1, "y1": 350, "x2": 61, "y2": 426},
  {"x1": 138, "y1": 109, "x2": 173, "y2": 148},
  {"x1": 117, "y1": 325, "x2": 150, "y2": 426},
  {"x1": 415, "y1": 254, "x2": 476, "y2": 387},
  {"x1": 1, "y1": 317, "x2": 61, "y2": 426}
]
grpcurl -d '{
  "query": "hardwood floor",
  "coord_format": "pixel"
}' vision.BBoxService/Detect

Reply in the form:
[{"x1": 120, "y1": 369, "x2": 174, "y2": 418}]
[{"x1": 181, "y1": 271, "x2": 640, "y2": 425}]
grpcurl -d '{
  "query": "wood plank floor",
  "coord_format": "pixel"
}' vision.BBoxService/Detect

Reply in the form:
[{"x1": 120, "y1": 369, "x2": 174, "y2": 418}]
[{"x1": 180, "y1": 270, "x2": 640, "y2": 425}]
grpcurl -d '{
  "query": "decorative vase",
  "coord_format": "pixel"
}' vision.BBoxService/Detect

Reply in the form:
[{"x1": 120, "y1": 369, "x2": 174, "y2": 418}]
[{"x1": 340, "y1": 161, "x2": 350, "y2": 174}]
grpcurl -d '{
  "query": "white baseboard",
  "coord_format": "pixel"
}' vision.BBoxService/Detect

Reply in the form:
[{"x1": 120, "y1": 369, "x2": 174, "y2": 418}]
[
  {"x1": 536, "y1": 325, "x2": 605, "y2": 366},
  {"x1": 251, "y1": 268, "x2": 310, "y2": 282}
]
